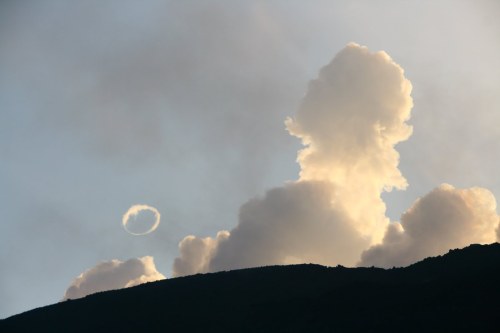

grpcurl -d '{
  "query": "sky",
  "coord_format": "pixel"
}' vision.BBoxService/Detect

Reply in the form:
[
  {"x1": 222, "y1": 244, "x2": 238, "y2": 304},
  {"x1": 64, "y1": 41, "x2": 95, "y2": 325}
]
[{"x1": 1, "y1": 0, "x2": 500, "y2": 318}]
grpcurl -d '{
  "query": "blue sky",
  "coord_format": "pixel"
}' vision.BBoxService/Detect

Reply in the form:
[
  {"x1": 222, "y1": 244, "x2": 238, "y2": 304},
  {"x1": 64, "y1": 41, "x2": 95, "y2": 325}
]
[{"x1": 1, "y1": 0, "x2": 500, "y2": 318}]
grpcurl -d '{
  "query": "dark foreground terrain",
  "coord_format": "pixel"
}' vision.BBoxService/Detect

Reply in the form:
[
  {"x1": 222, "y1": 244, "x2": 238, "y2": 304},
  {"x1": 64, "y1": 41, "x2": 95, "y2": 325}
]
[{"x1": 2, "y1": 243, "x2": 500, "y2": 332}]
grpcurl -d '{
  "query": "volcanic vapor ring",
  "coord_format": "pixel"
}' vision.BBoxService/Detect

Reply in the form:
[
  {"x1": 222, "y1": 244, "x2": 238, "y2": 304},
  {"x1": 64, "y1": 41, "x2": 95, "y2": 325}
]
[{"x1": 122, "y1": 204, "x2": 161, "y2": 236}]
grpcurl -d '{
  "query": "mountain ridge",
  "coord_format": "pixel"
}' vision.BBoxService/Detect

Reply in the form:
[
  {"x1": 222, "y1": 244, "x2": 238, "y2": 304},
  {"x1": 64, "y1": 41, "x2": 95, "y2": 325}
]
[{"x1": 2, "y1": 243, "x2": 500, "y2": 332}]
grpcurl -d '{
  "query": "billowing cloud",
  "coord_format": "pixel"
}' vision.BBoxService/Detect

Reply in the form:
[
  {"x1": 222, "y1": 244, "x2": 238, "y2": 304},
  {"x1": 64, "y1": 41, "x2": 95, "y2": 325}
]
[
  {"x1": 63, "y1": 256, "x2": 165, "y2": 300},
  {"x1": 286, "y1": 43, "x2": 413, "y2": 243},
  {"x1": 173, "y1": 231, "x2": 230, "y2": 277},
  {"x1": 359, "y1": 184, "x2": 500, "y2": 268},
  {"x1": 172, "y1": 43, "x2": 414, "y2": 276},
  {"x1": 209, "y1": 181, "x2": 370, "y2": 272}
]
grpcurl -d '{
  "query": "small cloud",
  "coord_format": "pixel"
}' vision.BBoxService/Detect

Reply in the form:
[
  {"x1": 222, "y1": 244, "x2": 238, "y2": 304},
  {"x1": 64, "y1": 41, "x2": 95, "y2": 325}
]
[
  {"x1": 63, "y1": 256, "x2": 165, "y2": 300},
  {"x1": 173, "y1": 231, "x2": 230, "y2": 277},
  {"x1": 122, "y1": 204, "x2": 161, "y2": 236}
]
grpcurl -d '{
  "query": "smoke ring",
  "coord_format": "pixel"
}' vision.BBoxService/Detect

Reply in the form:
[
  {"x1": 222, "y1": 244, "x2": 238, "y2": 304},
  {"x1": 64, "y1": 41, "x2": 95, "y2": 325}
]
[{"x1": 122, "y1": 204, "x2": 161, "y2": 236}]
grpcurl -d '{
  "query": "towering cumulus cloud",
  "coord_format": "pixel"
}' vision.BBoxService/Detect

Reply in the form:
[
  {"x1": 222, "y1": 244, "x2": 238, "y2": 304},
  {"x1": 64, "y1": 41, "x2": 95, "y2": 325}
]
[
  {"x1": 173, "y1": 43, "x2": 414, "y2": 276},
  {"x1": 285, "y1": 43, "x2": 413, "y2": 242},
  {"x1": 360, "y1": 184, "x2": 500, "y2": 268},
  {"x1": 63, "y1": 256, "x2": 165, "y2": 300}
]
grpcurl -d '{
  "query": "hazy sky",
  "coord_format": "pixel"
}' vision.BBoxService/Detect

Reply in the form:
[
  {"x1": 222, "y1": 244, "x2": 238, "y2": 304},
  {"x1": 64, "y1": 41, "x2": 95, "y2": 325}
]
[{"x1": 1, "y1": 0, "x2": 500, "y2": 318}]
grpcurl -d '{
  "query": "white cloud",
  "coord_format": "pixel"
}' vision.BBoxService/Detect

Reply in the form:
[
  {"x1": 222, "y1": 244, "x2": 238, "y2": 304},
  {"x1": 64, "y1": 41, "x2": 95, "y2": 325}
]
[
  {"x1": 285, "y1": 43, "x2": 413, "y2": 243},
  {"x1": 359, "y1": 184, "x2": 500, "y2": 268},
  {"x1": 63, "y1": 256, "x2": 165, "y2": 300},
  {"x1": 172, "y1": 43, "x2": 414, "y2": 276},
  {"x1": 122, "y1": 204, "x2": 161, "y2": 236}
]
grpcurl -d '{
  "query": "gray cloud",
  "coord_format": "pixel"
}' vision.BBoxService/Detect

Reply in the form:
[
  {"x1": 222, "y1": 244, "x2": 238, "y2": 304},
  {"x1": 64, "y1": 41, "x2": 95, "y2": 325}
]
[
  {"x1": 209, "y1": 181, "x2": 369, "y2": 271},
  {"x1": 360, "y1": 184, "x2": 500, "y2": 268},
  {"x1": 173, "y1": 231, "x2": 230, "y2": 277},
  {"x1": 173, "y1": 181, "x2": 369, "y2": 276},
  {"x1": 63, "y1": 256, "x2": 165, "y2": 300},
  {"x1": 1, "y1": 1, "x2": 303, "y2": 164}
]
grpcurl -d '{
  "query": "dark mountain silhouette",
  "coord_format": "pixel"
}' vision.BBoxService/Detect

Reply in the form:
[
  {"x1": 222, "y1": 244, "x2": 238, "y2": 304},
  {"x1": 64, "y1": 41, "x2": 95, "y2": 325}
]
[{"x1": 2, "y1": 243, "x2": 500, "y2": 332}]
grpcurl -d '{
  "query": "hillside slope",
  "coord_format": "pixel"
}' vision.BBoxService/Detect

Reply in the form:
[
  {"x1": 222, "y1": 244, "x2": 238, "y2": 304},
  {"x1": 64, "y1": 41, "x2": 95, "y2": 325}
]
[{"x1": 2, "y1": 243, "x2": 500, "y2": 332}]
